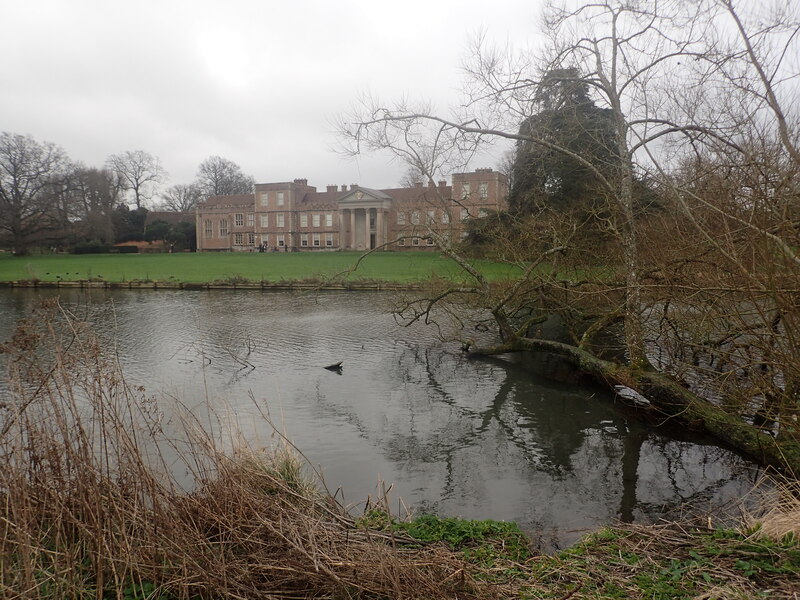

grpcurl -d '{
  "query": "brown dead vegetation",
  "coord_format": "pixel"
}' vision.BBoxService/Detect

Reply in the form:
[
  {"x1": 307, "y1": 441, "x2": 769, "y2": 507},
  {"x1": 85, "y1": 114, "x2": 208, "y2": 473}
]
[{"x1": 0, "y1": 301, "x2": 512, "y2": 599}]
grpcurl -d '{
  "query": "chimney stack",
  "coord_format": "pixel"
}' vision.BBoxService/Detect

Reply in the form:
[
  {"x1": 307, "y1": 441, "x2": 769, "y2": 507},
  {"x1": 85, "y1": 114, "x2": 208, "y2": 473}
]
[{"x1": 327, "y1": 185, "x2": 338, "y2": 193}]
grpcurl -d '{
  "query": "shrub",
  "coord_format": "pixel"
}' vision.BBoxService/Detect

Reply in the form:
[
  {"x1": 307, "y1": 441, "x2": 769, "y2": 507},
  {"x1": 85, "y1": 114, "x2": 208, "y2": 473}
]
[{"x1": 71, "y1": 241, "x2": 111, "y2": 254}]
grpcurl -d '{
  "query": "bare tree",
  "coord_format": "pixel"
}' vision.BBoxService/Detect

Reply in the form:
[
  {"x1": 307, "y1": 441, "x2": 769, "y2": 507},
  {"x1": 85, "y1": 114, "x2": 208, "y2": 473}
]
[
  {"x1": 160, "y1": 183, "x2": 202, "y2": 212},
  {"x1": 106, "y1": 149, "x2": 167, "y2": 209},
  {"x1": 337, "y1": 1, "x2": 800, "y2": 469},
  {"x1": 0, "y1": 132, "x2": 69, "y2": 254},
  {"x1": 195, "y1": 156, "x2": 255, "y2": 197},
  {"x1": 69, "y1": 166, "x2": 125, "y2": 243},
  {"x1": 343, "y1": 1, "x2": 724, "y2": 367}
]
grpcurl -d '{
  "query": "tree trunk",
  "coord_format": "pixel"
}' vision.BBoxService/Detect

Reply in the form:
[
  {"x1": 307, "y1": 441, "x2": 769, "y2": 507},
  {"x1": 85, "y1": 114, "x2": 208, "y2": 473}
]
[{"x1": 468, "y1": 336, "x2": 800, "y2": 472}]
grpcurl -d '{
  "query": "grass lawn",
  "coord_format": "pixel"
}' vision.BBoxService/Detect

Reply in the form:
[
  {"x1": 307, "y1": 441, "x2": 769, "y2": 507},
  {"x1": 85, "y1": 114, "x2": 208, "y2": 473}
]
[{"x1": 0, "y1": 251, "x2": 522, "y2": 284}]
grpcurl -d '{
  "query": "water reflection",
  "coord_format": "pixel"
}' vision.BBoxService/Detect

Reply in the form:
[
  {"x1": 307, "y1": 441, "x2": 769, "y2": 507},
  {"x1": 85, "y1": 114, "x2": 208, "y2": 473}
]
[{"x1": 0, "y1": 288, "x2": 761, "y2": 550}]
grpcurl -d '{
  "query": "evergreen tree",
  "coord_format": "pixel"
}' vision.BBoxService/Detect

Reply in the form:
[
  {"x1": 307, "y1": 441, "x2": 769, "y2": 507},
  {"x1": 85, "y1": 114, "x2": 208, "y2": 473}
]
[{"x1": 508, "y1": 68, "x2": 619, "y2": 215}]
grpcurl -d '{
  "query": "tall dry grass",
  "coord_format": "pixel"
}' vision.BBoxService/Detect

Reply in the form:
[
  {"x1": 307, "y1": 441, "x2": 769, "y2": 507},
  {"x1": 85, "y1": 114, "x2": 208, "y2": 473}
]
[
  {"x1": 742, "y1": 476, "x2": 800, "y2": 542},
  {"x1": 0, "y1": 300, "x2": 500, "y2": 599}
]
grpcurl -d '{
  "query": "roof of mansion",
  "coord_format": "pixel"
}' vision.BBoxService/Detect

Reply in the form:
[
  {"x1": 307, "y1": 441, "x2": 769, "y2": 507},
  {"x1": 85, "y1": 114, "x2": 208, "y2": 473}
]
[
  {"x1": 201, "y1": 183, "x2": 455, "y2": 211},
  {"x1": 203, "y1": 194, "x2": 255, "y2": 208}
]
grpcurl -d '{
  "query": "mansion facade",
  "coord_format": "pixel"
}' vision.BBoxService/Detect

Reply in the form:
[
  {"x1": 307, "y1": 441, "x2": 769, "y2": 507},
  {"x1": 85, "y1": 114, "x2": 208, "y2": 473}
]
[{"x1": 195, "y1": 169, "x2": 508, "y2": 252}]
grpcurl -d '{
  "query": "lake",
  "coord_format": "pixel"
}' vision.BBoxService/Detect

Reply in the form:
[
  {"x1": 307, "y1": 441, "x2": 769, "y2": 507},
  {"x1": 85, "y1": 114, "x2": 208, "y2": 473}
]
[{"x1": 0, "y1": 288, "x2": 761, "y2": 550}]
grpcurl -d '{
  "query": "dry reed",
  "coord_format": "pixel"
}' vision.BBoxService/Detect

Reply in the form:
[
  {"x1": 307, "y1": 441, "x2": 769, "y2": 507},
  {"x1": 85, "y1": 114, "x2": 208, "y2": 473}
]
[{"x1": 742, "y1": 476, "x2": 800, "y2": 542}]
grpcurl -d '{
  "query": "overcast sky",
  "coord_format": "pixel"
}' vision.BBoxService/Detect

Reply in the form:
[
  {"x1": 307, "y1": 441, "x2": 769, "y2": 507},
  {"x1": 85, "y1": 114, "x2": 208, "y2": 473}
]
[{"x1": 1, "y1": 0, "x2": 541, "y2": 194}]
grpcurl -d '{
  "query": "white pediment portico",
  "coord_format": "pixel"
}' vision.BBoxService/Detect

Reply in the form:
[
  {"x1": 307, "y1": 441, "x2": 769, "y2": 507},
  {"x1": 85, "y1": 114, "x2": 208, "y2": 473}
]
[
  {"x1": 337, "y1": 187, "x2": 393, "y2": 209},
  {"x1": 337, "y1": 187, "x2": 393, "y2": 251}
]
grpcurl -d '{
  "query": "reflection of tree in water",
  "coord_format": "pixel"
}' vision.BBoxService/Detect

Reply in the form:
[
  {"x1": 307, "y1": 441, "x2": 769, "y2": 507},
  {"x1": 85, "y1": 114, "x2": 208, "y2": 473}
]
[
  {"x1": 379, "y1": 346, "x2": 759, "y2": 532},
  {"x1": 633, "y1": 438, "x2": 762, "y2": 523},
  {"x1": 618, "y1": 430, "x2": 645, "y2": 523},
  {"x1": 468, "y1": 354, "x2": 620, "y2": 475},
  {"x1": 249, "y1": 327, "x2": 759, "y2": 549}
]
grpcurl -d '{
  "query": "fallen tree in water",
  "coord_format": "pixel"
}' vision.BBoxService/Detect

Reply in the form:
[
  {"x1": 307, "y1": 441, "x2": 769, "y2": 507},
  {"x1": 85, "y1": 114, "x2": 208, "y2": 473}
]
[{"x1": 464, "y1": 334, "x2": 800, "y2": 471}]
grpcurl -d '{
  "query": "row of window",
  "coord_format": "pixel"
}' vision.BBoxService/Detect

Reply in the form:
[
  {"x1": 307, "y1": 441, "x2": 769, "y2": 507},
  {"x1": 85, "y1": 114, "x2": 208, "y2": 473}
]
[
  {"x1": 300, "y1": 213, "x2": 334, "y2": 228},
  {"x1": 208, "y1": 230, "x2": 461, "y2": 249},
  {"x1": 233, "y1": 233, "x2": 257, "y2": 245},
  {"x1": 228, "y1": 233, "x2": 335, "y2": 248},
  {"x1": 204, "y1": 206, "x2": 492, "y2": 239},
  {"x1": 262, "y1": 212, "x2": 334, "y2": 229},
  {"x1": 233, "y1": 213, "x2": 255, "y2": 227},
  {"x1": 396, "y1": 207, "x2": 488, "y2": 226},
  {"x1": 397, "y1": 236, "x2": 436, "y2": 247},
  {"x1": 205, "y1": 212, "x2": 336, "y2": 236},
  {"x1": 461, "y1": 182, "x2": 489, "y2": 200},
  {"x1": 397, "y1": 209, "x2": 448, "y2": 226},
  {"x1": 260, "y1": 191, "x2": 285, "y2": 207},
  {"x1": 204, "y1": 219, "x2": 224, "y2": 237},
  {"x1": 300, "y1": 233, "x2": 334, "y2": 247},
  {"x1": 204, "y1": 219, "x2": 240, "y2": 237}
]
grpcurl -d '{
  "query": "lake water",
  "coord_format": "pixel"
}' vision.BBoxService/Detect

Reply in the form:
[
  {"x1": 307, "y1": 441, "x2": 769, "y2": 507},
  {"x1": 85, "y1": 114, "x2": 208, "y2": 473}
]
[{"x1": 0, "y1": 288, "x2": 761, "y2": 550}]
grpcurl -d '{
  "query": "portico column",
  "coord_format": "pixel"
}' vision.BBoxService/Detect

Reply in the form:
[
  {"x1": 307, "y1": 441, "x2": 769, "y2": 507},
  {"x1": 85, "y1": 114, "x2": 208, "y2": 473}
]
[
  {"x1": 195, "y1": 209, "x2": 203, "y2": 251},
  {"x1": 338, "y1": 210, "x2": 344, "y2": 249},
  {"x1": 350, "y1": 209, "x2": 356, "y2": 249},
  {"x1": 376, "y1": 208, "x2": 384, "y2": 249},
  {"x1": 364, "y1": 208, "x2": 371, "y2": 249}
]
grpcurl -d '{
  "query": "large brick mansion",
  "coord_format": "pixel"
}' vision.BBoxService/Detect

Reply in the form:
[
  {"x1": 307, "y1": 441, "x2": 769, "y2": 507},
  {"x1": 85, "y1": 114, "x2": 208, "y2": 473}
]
[{"x1": 195, "y1": 169, "x2": 508, "y2": 252}]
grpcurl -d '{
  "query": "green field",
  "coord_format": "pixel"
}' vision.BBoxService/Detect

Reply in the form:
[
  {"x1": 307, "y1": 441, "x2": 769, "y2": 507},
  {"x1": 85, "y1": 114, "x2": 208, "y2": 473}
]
[{"x1": 0, "y1": 251, "x2": 521, "y2": 284}]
